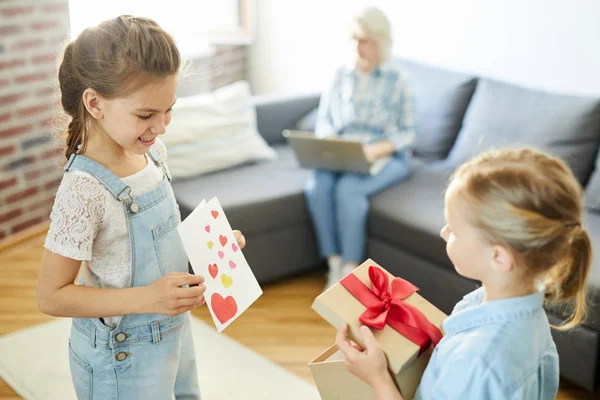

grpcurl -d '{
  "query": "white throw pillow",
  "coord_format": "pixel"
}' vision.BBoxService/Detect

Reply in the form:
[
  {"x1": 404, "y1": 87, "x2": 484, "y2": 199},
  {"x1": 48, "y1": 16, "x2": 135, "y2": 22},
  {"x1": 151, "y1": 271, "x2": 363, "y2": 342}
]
[{"x1": 162, "y1": 81, "x2": 277, "y2": 179}]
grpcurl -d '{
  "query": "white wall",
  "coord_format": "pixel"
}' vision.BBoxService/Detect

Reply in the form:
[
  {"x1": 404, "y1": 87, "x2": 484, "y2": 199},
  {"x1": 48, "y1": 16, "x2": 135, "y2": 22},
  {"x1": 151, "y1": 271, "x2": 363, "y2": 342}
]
[{"x1": 249, "y1": 0, "x2": 600, "y2": 96}]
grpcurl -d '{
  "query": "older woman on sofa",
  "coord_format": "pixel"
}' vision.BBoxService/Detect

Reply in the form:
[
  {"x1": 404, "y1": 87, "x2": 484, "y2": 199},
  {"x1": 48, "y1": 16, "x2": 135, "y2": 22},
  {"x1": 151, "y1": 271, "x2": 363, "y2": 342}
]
[{"x1": 305, "y1": 7, "x2": 416, "y2": 289}]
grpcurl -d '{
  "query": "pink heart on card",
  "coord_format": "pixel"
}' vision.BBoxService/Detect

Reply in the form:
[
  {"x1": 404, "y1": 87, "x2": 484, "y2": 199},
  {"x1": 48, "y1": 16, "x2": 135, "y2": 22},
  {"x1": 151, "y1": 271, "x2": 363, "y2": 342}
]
[
  {"x1": 232, "y1": 243, "x2": 238, "y2": 252},
  {"x1": 211, "y1": 210, "x2": 219, "y2": 219},
  {"x1": 205, "y1": 225, "x2": 211, "y2": 233},
  {"x1": 229, "y1": 260, "x2": 237, "y2": 269},
  {"x1": 218, "y1": 251, "x2": 225, "y2": 259}
]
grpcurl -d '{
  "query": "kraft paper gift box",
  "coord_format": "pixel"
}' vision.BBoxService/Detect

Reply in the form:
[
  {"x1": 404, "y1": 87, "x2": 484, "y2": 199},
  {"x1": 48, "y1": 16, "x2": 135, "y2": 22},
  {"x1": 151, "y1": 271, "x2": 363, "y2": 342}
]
[{"x1": 309, "y1": 259, "x2": 447, "y2": 400}]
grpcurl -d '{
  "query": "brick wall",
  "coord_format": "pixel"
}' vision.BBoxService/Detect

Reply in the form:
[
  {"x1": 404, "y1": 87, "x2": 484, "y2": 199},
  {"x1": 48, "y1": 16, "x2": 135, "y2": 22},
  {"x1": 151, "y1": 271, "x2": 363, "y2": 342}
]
[
  {"x1": 0, "y1": 1, "x2": 70, "y2": 240},
  {"x1": 211, "y1": 45, "x2": 248, "y2": 90},
  {"x1": 178, "y1": 44, "x2": 249, "y2": 97},
  {"x1": 0, "y1": 3, "x2": 248, "y2": 241}
]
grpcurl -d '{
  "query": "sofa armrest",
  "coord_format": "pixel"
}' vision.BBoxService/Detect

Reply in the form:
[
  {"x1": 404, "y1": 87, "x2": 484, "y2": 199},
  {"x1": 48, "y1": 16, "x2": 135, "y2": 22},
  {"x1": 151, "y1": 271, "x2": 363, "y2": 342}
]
[{"x1": 252, "y1": 93, "x2": 320, "y2": 145}]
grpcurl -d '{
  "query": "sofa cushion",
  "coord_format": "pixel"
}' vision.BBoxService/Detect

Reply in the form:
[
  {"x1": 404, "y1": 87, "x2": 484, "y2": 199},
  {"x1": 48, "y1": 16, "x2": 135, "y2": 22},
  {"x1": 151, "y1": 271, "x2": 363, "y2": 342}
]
[
  {"x1": 295, "y1": 107, "x2": 319, "y2": 132},
  {"x1": 368, "y1": 163, "x2": 454, "y2": 271},
  {"x1": 163, "y1": 81, "x2": 277, "y2": 179},
  {"x1": 171, "y1": 145, "x2": 312, "y2": 236},
  {"x1": 446, "y1": 79, "x2": 600, "y2": 184},
  {"x1": 396, "y1": 59, "x2": 478, "y2": 161},
  {"x1": 585, "y1": 151, "x2": 600, "y2": 211},
  {"x1": 254, "y1": 94, "x2": 321, "y2": 145}
]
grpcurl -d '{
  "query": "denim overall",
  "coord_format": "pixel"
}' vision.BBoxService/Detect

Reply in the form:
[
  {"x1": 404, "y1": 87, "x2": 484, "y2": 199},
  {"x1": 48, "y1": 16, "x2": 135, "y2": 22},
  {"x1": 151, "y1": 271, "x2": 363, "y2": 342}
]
[{"x1": 65, "y1": 149, "x2": 200, "y2": 399}]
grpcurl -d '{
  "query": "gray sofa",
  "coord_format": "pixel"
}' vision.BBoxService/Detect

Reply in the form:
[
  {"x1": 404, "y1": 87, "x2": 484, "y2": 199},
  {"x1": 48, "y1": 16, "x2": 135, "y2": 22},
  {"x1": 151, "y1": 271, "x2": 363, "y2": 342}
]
[{"x1": 171, "y1": 59, "x2": 600, "y2": 391}]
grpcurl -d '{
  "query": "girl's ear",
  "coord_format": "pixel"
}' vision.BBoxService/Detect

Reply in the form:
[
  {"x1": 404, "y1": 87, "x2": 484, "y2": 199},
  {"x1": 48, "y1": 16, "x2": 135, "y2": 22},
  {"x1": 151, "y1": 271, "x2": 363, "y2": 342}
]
[
  {"x1": 82, "y1": 88, "x2": 103, "y2": 120},
  {"x1": 490, "y1": 245, "x2": 515, "y2": 273}
]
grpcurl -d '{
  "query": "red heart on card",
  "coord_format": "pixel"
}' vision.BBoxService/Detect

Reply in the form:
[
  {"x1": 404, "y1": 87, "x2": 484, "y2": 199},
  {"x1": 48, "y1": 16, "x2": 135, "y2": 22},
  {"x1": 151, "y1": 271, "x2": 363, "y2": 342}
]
[
  {"x1": 232, "y1": 243, "x2": 238, "y2": 252},
  {"x1": 219, "y1": 235, "x2": 228, "y2": 247},
  {"x1": 211, "y1": 293, "x2": 237, "y2": 324},
  {"x1": 211, "y1": 210, "x2": 219, "y2": 219},
  {"x1": 205, "y1": 225, "x2": 211, "y2": 233},
  {"x1": 208, "y1": 264, "x2": 218, "y2": 279}
]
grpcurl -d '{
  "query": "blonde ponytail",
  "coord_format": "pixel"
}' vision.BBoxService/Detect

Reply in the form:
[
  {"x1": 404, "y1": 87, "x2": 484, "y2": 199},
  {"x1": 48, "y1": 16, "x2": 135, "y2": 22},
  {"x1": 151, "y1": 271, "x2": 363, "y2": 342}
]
[{"x1": 546, "y1": 224, "x2": 592, "y2": 330}]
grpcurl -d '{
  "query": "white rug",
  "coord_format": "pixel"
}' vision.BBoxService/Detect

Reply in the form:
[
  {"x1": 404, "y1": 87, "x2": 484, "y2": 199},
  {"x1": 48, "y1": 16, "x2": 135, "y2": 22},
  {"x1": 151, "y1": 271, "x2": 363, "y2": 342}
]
[{"x1": 0, "y1": 317, "x2": 320, "y2": 400}]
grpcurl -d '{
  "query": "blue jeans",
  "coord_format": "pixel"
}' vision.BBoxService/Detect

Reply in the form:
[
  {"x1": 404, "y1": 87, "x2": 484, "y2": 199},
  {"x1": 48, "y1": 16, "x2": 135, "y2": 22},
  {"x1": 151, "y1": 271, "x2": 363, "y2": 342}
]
[{"x1": 304, "y1": 155, "x2": 412, "y2": 263}]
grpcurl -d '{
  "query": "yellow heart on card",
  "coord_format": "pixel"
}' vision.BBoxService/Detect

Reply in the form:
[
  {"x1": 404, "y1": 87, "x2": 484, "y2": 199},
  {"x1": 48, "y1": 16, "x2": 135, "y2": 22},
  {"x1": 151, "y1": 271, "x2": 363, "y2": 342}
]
[
  {"x1": 207, "y1": 241, "x2": 214, "y2": 250},
  {"x1": 221, "y1": 273, "x2": 233, "y2": 288}
]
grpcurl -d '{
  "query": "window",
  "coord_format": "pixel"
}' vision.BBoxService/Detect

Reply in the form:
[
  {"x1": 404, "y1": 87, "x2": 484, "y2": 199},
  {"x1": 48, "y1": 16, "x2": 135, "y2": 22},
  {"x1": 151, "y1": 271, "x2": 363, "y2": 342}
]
[{"x1": 68, "y1": 0, "x2": 254, "y2": 51}]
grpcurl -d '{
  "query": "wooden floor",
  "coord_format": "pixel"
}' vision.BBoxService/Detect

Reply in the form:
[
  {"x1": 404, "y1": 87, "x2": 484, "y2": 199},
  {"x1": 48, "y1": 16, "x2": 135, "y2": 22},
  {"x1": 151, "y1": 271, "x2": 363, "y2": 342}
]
[{"x1": 0, "y1": 226, "x2": 595, "y2": 399}]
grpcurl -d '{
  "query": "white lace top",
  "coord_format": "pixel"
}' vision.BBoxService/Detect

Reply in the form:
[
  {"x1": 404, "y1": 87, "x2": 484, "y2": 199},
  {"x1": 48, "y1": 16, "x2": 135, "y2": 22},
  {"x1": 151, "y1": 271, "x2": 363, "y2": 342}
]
[{"x1": 44, "y1": 139, "x2": 170, "y2": 327}]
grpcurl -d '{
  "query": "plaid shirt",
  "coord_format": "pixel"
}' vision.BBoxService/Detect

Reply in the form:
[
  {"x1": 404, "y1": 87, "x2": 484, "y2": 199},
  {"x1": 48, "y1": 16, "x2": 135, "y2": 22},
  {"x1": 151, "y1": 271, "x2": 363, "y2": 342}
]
[{"x1": 315, "y1": 60, "x2": 416, "y2": 153}]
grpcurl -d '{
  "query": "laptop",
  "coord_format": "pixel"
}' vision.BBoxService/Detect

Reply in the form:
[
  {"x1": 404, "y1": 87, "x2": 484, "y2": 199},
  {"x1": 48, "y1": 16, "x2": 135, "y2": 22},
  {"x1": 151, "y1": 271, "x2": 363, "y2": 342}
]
[{"x1": 283, "y1": 130, "x2": 390, "y2": 175}]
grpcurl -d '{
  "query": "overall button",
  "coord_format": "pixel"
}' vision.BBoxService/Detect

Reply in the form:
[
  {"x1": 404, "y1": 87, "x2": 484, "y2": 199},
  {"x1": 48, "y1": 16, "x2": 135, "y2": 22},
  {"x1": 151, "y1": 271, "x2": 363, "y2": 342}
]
[
  {"x1": 115, "y1": 352, "x2": 128, "y2": 362},
  {"x1": 115, "y1": 332, "x2": 127, "y2": 343},
  {"x1": 129, "y1": 202, "x2": 139, "y2": 213}
]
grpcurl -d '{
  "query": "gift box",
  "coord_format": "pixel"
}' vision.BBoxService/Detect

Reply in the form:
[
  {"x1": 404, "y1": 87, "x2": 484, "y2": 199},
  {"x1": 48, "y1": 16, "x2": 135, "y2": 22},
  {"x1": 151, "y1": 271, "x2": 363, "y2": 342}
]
[{"x1": 309, "y1": 259, "x2": 447, "y2": 399}]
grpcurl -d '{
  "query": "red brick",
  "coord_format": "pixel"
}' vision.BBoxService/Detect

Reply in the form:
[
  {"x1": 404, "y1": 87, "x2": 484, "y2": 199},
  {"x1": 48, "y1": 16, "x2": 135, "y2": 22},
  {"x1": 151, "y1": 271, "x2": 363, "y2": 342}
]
[
  {"x1": 36, "y1": 87, "x2": 56, "y2": 97},
  {"x1": 42, "y1": 147, "x2": 63, "y2": 160},
  {"x1": 12, "y1": 39, "x2": 45, "y2": 52},
  {"x1": 31, "y1": 21, "x2": 59, "y2": 31},
  {"x1": 0, "y1": 145, "x2": 16, "y2": 157},
  {"x1": 25, "y1": 167, "x2": 57, "y2": 182},
  {"x1": 30, "y1": 196, "x2": 55, "y2": 212},
  {"x1": 17, "y1": 104, "x2": 50, "y2": 118},
  {"x1": 0, "y1": 209, "x2": 23, "y2": 224},
  {"x1": 0, "y1": 93, "x2": 27, "y2": 106},
  {"x1": 0, "y1": 124, "x2": 32, "y2": 139},
  {"x1": 1, "y1": 6, "x2": 34, "y2": 17},
  {"x1": 44, "y1": 178, "x2": 61, "y2": 191},
  {"x1": 42, "y1": 3, "x2": 69, "y2": 13},
  {"x1": 15, "y1": 72, "x2": 52, "y2": 84},
  {"x1": 25, "y1": 169, "x2": 43, "y2": 181},
  {"x1": 0, "y1": 79, "x2": 9, "y2": 89},
  {"x1": 7, "y1": 187, "x2": 38, "y2": 204},
  {"x1": 215, "y1": 46, "x2": 237, "y2": 56},
  {"x1": 32, "y1": 53, "x2": 56, "y2": 65},
  {"x1": 0, "y1": 59, "x2": 26, "y2": 71},
  {"x1": 0, "y1": 113, "x2": 11, "y2": 124},
  {"x1": 220, "y1": 58, "x2": 246, "y2": 69},
  {"x1": 12, "y1": 216, "x2": 45, "y2": 234},
  {"x1": 39, "y1": 117, "x2": 54, "y2": 128},
  {"x1": 0, "y1": 25, "x2": 23, "y2": 37},
  {"x1": 50, "y1": 35, "x2": 68, "y2": 46},
  {"x1": 0, "y1": 177, "x2": 17, "y2": 191}
]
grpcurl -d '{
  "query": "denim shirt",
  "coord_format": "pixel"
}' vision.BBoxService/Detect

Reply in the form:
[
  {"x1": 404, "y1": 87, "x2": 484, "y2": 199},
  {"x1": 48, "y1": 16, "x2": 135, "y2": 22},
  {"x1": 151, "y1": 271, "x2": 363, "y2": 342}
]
[
  {"x1": 414, "y1": 287, "x2": 559, "y2": 400},
  {"x1": 315, "y1": 60, "x2": 416, "y2": 153}
]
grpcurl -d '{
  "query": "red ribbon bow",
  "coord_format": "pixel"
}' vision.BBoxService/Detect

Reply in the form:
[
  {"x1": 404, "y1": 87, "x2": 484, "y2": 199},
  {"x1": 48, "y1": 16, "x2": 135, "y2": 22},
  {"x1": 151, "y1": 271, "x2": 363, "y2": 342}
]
[{"x1": 341, "y1": 266, "x2": 443, "y2": 354}]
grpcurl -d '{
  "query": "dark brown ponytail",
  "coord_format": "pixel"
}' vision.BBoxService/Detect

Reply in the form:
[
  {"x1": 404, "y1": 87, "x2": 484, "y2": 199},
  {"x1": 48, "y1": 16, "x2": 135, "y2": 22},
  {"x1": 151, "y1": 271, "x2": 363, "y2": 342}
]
[{"x1": 56, "y1": 16, "x2": 182, "y2": 159}]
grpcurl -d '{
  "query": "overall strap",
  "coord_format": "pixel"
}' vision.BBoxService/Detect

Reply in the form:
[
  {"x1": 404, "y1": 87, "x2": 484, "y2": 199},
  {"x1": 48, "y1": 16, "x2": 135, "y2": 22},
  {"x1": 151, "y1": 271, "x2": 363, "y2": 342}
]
[
  {"x1": 64, "y1": 153, "x2": 135, "y2": 206},
  {"x1": 147, "y1": 147, "x2": 172, "y2": 182}
]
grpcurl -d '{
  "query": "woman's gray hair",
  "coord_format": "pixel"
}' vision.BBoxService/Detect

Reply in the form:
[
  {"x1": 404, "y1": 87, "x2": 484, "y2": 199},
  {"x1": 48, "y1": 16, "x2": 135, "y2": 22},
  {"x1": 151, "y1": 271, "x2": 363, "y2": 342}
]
[{"x1": 348, "y1": 6, "x2": 393, "y2": 61}]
